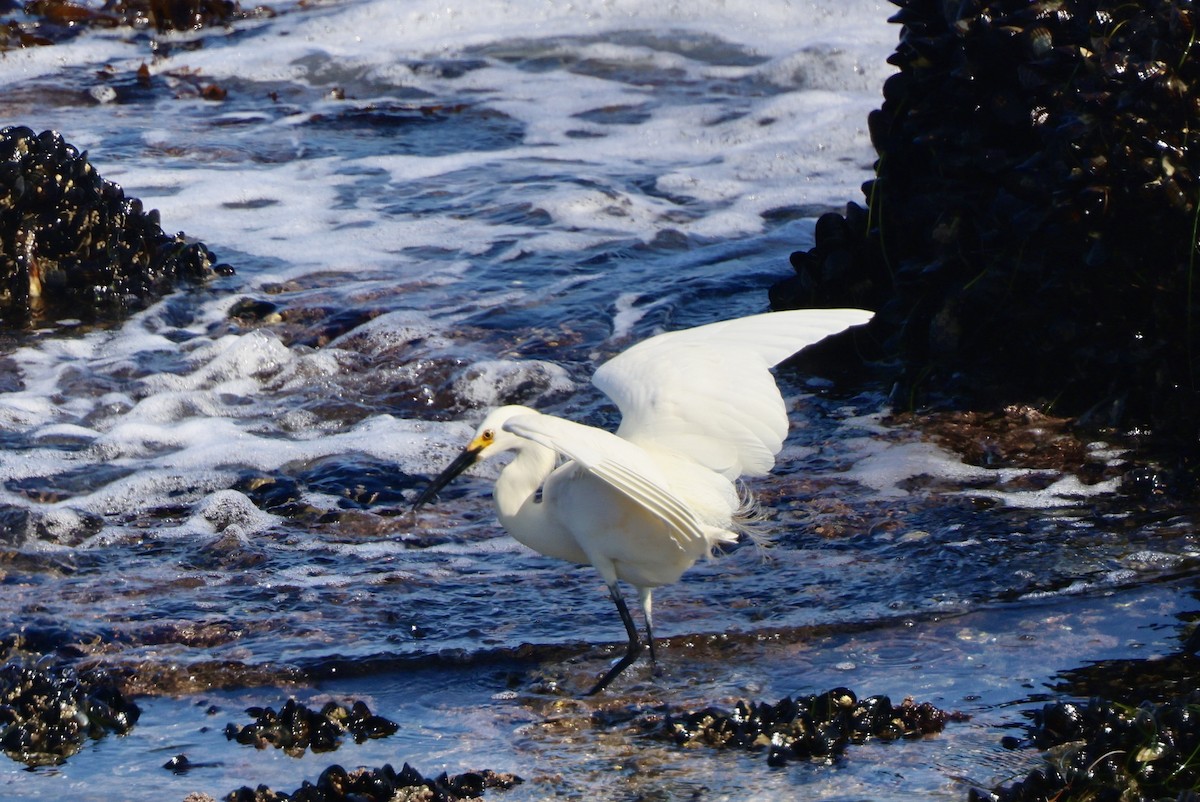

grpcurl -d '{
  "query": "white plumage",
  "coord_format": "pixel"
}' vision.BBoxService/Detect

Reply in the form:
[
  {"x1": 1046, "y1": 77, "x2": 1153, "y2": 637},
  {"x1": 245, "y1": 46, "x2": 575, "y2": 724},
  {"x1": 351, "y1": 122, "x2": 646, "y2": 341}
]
[{"x1": 414, "y1": 308, "x2": 873, "y2": 693}]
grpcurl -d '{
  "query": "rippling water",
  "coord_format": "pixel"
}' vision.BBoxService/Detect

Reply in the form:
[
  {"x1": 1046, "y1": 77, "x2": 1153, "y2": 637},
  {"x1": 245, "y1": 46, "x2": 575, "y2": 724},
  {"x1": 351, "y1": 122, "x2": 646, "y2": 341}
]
[{"x1": 3, "y1": 1, "x2": 1200, "y2": 800}]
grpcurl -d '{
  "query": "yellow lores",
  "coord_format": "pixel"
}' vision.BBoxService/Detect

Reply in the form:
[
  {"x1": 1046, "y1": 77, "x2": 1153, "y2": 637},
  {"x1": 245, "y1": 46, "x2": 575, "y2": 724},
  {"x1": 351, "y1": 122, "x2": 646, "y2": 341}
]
[{"x1": 414, "y1": 308, "x2": 873, "y2": 694}]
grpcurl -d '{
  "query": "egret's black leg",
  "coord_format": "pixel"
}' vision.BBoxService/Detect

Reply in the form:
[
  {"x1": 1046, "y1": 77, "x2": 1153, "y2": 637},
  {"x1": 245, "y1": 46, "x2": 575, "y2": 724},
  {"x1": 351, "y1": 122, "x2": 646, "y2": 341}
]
[
  {"x1": 645, "y1": 615, "x2": 663, "y2": 678},
  {"x1": 586, "y1": 584, "x2": 643, "y2": 696}
]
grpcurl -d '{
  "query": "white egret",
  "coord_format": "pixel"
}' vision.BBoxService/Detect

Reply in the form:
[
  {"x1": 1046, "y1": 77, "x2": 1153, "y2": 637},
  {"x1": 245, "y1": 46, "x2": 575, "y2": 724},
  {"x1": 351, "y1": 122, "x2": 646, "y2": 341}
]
[{"x1": 413, "y1": 308, "x2": 873, "y2": 694}]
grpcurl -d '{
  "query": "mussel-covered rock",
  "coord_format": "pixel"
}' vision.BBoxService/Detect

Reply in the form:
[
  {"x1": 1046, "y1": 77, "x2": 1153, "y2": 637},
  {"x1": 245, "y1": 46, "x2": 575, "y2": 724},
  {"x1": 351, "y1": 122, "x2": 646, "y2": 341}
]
[
  {"x1": 976, "y1": 692, "x2": 1200, "y2": 802},
  {"x1": 0, "y1": 126, "x2": 230, "y2": 327},
  {"x1": 0, "y1": 653, "x2": 140, "y2": 766},
  {"x1": 224, "y1": 698, "x2": 398, "y2": 756},
  {"x1": 225, "y1": 762, "x2": 523, "y2": 802},
  {"x1": 1, "y1": 0, "x2": 266, "y2": 46},
  {"x1": 662, "y1": 688, "x2": 962, "y2": 766},
  {"x1": 772, "y1": 0, "x2": 1200, "y2": 442}
]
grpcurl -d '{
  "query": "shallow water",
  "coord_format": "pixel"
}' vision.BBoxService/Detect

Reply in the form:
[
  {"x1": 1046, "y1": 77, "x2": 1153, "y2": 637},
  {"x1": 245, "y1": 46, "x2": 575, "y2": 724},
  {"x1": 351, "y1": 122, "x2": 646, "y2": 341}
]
[{"x1": 2, "y1": 0, "x2": 1199, "y2": 800}]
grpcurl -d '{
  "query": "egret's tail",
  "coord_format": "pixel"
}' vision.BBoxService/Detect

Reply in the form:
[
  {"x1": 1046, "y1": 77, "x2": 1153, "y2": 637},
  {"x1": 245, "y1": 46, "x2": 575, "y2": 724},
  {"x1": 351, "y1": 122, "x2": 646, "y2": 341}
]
[
  {"x1": 702, "y1": 483, "x2": 772, "y2": 559},
  {"x1": 732, "y1": 482, "x2": 774, "y2": 552}
]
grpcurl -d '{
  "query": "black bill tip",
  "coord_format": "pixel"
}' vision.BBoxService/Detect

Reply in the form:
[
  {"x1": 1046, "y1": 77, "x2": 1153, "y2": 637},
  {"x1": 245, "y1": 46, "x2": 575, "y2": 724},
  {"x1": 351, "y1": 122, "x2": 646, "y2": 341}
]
[{"x1": 412, "y1": 446, "x2": 481, "y2": 512}]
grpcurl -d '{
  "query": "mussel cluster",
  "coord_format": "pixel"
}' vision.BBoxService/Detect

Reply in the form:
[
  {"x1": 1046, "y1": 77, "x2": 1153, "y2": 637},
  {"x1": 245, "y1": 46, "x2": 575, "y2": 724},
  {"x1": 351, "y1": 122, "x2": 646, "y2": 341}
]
[
  {"x1": 1, "y1": 0, "x2": 257, "y2": 46},
  {"x1": 224, "y1": 698, "x2": 398, "y2": 756},
  {"x1": 975, "y1": 692, "x2": 1200, "y2": 802},
  {"x1": 663, "y1": 688, "x2": 959, "y2": 766},
  {"x1": 0, "y1": 656, "x2": 140, "y2": 766},
  {"x1": 0, "y1": 126, "x2": 229, "y2": 327},
  {"x1": 772, "y1": 0, "x2": 1200, "y2": 433},
  {"x1": 225, "y1": 763, "x2": 523, "y2": 802}
]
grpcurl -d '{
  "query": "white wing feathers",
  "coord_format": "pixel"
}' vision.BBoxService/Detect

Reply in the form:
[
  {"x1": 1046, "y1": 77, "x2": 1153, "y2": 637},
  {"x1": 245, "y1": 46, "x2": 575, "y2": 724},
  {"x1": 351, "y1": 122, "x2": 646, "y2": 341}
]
[
  {"x1": 498, "y1": 310, "x2": 871, "y2": 552},
  {"x1": 593, "y1": 309, "x2": 872, "y2": 479},
  {"x1": 502, "y1": 413, "x2": 707, "y2": 551}
]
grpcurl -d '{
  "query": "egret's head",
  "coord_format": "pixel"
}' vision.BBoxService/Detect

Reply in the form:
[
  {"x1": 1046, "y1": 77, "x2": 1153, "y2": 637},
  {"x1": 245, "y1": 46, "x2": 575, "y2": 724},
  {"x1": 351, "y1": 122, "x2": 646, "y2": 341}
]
[{"x1": 412, "y1": 405, "x2": 536, "y2": 511}]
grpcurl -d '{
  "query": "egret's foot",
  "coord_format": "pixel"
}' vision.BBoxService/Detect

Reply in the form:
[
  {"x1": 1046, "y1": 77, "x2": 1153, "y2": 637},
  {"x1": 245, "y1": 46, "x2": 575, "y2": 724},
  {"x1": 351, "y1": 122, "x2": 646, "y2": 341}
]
[
  {"x1": 586, "y1": 583, "x2": 647, "y2": 696},
  {"x1": 647, "y1": 638, "x2": 663, "y2": 679},
  {"x1": 586, "y1": 641, "x2": 644, "y2": 696}
]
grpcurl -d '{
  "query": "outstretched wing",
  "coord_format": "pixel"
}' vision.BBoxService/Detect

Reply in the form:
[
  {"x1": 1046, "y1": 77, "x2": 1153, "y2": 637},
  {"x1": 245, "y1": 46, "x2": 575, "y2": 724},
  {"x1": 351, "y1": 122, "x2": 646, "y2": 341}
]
[
  {"x1": 503, "y1": 412, "x2": 707, "y2": 552},
  {"x1": 592, "y1": 309, "x2": 872, "y2": 479}
]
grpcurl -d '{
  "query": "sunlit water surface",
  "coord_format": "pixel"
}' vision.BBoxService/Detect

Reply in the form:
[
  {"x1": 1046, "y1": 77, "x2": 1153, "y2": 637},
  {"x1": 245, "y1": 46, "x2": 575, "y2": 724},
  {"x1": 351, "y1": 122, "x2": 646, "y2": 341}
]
[{"x1": 2, "y1": 1, "x2": 1199, "y2": 800}]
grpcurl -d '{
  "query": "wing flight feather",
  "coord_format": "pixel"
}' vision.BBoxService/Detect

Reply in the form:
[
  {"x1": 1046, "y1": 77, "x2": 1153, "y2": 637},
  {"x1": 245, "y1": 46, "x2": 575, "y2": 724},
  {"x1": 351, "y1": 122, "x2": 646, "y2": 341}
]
[{"x1": 593, "y1": 309, "x2": 873, "y2": 479}]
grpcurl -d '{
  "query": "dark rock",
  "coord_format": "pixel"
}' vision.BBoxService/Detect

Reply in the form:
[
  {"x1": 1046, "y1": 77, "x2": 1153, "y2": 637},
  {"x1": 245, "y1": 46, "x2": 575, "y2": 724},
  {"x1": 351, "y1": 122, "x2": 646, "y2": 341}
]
[
  {"x1": 661, "y1": 688, "x2": 965, "y2": 765},
  {"x1": 292, "y1": 453, "x2": 421, "y2": 508},
  {"x1": 162, "y1": 752, "x2": 220, "y2": 774},
  {"x1": 224, "y1": 698, "x2": 398, "y2": 757},
  {"x1": 227, "y1": 298, "x2": 281, "y2": 325},
  {"x1": 0, "y1": 654, "x2": 140, "y2": 766},
  {"x1": 2, "y1": 0, "x2": 269, "y2": 46},
  {"x1": 0, "y1": 126, "x2": 228, "y2": 327},
  {"x1": 0, "y1": 504, "x2": 35, "y2": 545},
  {"x1": 771, "y1": 0, "x2": 1200, "y2": 446},
  {"x1": 982, "y1": 692, "x2": 1200, "y2": 802},
  {"x1": 232, "y1": 471, "x2": 305, "y2": 514},
  {"x1": 224, "y1": 761, "x2": 522, "y2": 802}
]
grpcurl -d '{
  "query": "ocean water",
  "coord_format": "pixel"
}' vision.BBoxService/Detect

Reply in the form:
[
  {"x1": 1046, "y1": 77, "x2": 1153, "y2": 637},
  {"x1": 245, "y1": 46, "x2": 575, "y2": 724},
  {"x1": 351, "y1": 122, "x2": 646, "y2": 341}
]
[{"x1": 2, "y1": 1, "x2": 1199, "y2": 800}]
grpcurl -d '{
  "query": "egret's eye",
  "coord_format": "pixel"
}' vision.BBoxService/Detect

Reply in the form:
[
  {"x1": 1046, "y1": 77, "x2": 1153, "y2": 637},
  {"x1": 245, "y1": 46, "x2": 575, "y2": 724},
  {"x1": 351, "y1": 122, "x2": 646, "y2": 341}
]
[{"x1": 481, "y1": 429, "x2": 495, "y2": 443}]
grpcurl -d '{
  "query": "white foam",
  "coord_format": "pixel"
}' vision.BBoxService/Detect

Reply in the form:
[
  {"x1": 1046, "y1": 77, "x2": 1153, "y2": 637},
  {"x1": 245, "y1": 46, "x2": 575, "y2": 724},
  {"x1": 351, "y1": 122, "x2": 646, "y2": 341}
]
[
  {"x1": 32, "y1": 507, "x2": 97, "y2": 542},
  {"x1": 843, "y1": 439, "x2": 996, "y2": 498},
  {"x1": 177, "y1": 489, "x2": 280, "y2": 537},
  {"x1": 0, "y1": 0, "x2": 899, "y2": 545},
  {"x1": 609, "y1": 293, "x2": 670, "y2": 342},
  {"x1": 452, "y1": 359, "x2": 577, "y2": 409},
  {"x1": 965, "y1": 474, "x2": 1124, "y2": 509},
  {"x1": 74, "y1": 0, "x2": 894, "y2": 278},
  {"x1": 113, "y1": 159, "x2": 383, "y2": 272},
  {"x1": 841, "y1": 432, "x2": 1121, "y2": 509},
  {"x1": 324, "y1": 309, "x2": 453, "y2": 353}
]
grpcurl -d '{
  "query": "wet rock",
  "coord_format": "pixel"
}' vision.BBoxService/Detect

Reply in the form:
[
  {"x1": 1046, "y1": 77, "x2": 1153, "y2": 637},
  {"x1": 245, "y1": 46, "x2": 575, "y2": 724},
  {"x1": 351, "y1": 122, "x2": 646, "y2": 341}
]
[
  {"x1": 163, "y1": 752, "x2": 221, "y2": 774},
  {"x1": 771, "y1": 1, "x2": 1200, "y2": 443},
  {"x1": 0, "y1": 626, "x2": 90, "y2": 660},
  {"x1": 224, "y1": 698, "x2": 398, "y2": 756},
  {"x1": 1052, "y1": 652, "x2": 1200, "y2": 708},
  {"x1": 977, "y1": 692, "x2": 1200, "y2": 802},
  {"x1": 0, "y1": 502, "x2": 103, "y2": 546},
  {"x1": 227, "y1": 298, "x2": 282, "y2": 326},
  {"x1": 661, "y1": 688, "x2": 964, "y2": 765},
  {"x1": 1, "y1": 0, "x2": 269, "y2": 45},
  {"x1": 232, "y1": 455, "x2": 422, "y2": 521},
  {"x1": 0, "y1": 654, "x2": 140, "y2": 766},
  {"x1": 293, "y1": 453, "x2": 421, "y2": 508},
  {"x1": 0, "y1": 504, "x2": 35, "y2": 545},
  {"x1": 232, "y1": 471, "x2": 307, "y2": 515},
  {"x1": 224, "y1": 762, "x2": 522, "y2": 802},
  {"x1": 7, "y1": 463, "x2": 137, "y2": 503},
  {"x1": 121, "y1": 659, "x2": 306, "y2": 696},
  {"x1": 0, "y1": 126, "x2": 229, "y2": 327},
  {"x1": 891, "y1": 406, "x2": 1123, "y2": 493}
]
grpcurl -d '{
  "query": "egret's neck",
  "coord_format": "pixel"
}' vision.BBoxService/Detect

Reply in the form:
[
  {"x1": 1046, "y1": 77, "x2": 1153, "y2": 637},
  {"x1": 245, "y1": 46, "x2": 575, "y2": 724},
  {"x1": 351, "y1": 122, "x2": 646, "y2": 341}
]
[
  {"x1": 493, "y1": 441, "x2": 586, "y2": 564},
  {"x1": 494, "y1": 440, "x2": 556, "y2": 526}
]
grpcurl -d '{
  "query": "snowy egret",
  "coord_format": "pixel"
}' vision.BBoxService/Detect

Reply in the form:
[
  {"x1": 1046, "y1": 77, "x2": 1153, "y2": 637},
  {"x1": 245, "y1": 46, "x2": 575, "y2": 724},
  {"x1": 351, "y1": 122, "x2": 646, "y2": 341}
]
[{"x1": 413, "y1": 308, "x2": 873, "y2": 694}]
